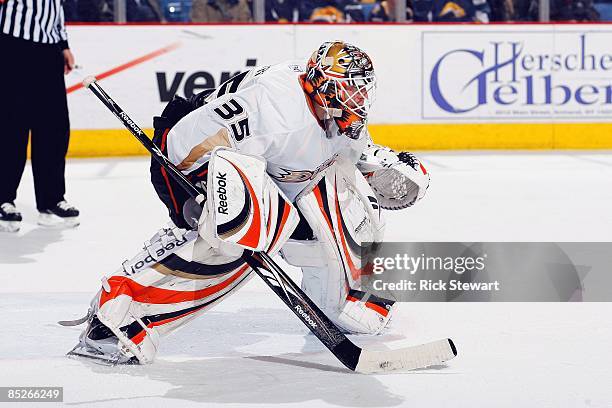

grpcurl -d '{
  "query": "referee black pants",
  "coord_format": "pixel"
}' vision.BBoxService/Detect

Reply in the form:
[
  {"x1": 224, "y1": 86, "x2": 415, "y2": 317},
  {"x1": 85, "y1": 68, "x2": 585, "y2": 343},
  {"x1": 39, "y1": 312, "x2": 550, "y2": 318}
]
[{"x1": 0, "y1": 34, "x2": 69, "y2": 211}]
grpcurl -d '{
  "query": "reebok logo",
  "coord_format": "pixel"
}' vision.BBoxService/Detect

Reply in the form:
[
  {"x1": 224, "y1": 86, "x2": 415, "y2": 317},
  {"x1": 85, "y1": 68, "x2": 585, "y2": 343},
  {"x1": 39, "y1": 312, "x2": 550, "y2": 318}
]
[
  {"x1": 119, "y1": 112, "x2": 143, "y2": 136},
  {"x1": 294, "y1": 305, "x2": 317, "y2": 329},
  {"x1": 130, "y1": 234, "x2": 189, "y2": 274},
  {"x1": 354, "y1": 216, "x2": 368, "y2": 234},
  {"x1": 216, "y1": 172, "x2": 229, "y2": 215}
]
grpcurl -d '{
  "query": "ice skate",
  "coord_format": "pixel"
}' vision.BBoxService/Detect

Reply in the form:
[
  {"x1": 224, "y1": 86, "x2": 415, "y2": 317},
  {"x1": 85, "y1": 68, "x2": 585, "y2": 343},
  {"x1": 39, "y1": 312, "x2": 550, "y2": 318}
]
[
  {"x1": 0, "y1": 202, "x2": 22, "y2": 233},
  {"x1": 38, "y1": 200, "x2": 80, "y2": 228}
]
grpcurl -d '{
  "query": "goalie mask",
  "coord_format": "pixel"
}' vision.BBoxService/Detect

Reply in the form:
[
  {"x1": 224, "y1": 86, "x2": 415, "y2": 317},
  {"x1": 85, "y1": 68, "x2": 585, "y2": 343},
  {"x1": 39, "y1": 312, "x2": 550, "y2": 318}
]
[{"x1": 303, "y1": 41, "x2": 377, "y2": 140}]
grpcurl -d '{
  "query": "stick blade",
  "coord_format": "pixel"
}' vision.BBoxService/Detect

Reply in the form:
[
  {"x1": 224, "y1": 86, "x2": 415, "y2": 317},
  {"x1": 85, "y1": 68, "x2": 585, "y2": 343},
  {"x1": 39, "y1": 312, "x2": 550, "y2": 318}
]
[
  {"x1": 355, "y1": 338, "x2": 457, "y2": 374},
  {"x1": 57, "y1": 316, "x2": 89, "y2": 327}
]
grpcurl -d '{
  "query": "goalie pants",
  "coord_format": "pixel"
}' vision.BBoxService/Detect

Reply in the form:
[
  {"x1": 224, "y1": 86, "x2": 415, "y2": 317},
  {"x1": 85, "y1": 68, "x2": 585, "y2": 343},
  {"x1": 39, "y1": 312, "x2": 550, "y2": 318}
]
[{"x1": 0, "y1": 34, "x2": 70, "y2": 211}]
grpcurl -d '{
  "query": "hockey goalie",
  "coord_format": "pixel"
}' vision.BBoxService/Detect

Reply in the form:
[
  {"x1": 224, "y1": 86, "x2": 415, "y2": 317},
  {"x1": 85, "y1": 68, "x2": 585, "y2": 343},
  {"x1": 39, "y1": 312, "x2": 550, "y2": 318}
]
[{"x1": 68, "y1": 41, "x2": 430, "y2": 364}]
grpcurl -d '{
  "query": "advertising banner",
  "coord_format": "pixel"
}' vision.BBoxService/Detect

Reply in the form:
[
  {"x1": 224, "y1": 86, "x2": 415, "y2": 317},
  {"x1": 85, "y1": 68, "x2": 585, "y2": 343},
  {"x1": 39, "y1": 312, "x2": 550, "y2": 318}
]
[
  {"x1": 422, "y1": 29, "x2": 612, "y2": 121},
  {"x1": 63, "y1": 24, "x2": 612, "y2": 155}
]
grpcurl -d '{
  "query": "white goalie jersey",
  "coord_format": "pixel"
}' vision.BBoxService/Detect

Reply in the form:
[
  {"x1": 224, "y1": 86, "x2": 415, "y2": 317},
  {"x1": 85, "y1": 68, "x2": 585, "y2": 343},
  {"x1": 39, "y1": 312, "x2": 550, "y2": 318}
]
[{"x1": 166, "y1": 60, "x2": 368, "y2": 202}]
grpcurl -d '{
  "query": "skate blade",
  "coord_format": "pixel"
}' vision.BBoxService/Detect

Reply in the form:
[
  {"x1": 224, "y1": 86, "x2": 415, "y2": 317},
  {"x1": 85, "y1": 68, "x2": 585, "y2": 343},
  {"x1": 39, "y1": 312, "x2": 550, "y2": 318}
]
[
  {"x1": 38, "y1": 214, "x2": 80, "y2": 229},
  {"x1": 67, "y1": 348, "x2": 139, "y2": 366},
  {"x1": 0, "y1": 220, "x2": 21, "y2": 233}
]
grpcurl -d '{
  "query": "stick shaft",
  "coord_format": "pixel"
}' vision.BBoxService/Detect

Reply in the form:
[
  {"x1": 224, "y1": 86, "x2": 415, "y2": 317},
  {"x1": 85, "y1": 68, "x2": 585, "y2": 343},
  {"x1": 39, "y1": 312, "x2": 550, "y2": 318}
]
[{"x1": 85, "y1": 78, "x2": 202, "y2": 201}]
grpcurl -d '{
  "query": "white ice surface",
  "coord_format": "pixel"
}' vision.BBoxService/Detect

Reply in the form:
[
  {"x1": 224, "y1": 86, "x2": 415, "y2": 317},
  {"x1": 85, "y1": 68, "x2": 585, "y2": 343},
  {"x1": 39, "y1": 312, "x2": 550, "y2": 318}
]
[{"x1": 1, "y1": 152, "x2": 612, "y2": 407}]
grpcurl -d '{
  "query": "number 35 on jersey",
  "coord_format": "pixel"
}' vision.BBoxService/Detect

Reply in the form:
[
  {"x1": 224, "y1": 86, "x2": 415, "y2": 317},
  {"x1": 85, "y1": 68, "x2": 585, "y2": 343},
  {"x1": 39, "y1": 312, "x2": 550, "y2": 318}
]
[{"x1": 214, "y1": 98, "x2": 251, "y2": 142}]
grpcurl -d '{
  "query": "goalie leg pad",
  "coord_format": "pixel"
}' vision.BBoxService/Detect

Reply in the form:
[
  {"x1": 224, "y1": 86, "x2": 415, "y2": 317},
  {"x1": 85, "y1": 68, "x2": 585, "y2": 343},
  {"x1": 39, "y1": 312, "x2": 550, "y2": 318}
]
[
  {"x1": 72, "y1": 231, "x2": 255, "y2": 364},
  {"x1": 72, "y1": 157, "x2": 300, "y2": 364},
  {"x1": 339, "y1": 289, "x2": 396, "y2": 335},
  {"x1": 285, "y1": 160, "x2": 394, "y2": 334}
]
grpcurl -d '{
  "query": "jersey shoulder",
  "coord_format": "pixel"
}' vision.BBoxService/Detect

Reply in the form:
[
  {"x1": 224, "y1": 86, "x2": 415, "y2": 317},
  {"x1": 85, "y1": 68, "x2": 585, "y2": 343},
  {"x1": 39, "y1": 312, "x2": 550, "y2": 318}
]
[
  {"x1": 239, "y1": 59, "x2": 309, "y2": 112},
  {"x1": 251, "y1": 60, "x2": 314, "y2": 130},
  {"x1": 168, "y1": 60, "x2": 318, "y2": 163},
  {"x1": 205, "y1": 60, "x2": 306, "y2": 103},
  {"x1": 207, "y1": 61, "x2": 315, "y2": 141},
  {"x1": 251, "y1": 60, "x2": 307, "y2": 86}
]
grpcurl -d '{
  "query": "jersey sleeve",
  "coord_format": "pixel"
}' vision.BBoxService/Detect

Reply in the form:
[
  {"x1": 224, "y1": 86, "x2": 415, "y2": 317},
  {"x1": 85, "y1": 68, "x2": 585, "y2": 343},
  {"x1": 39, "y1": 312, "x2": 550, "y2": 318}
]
[{"x1": 166, "y1": 82, "x2": 281, "y2": 173}]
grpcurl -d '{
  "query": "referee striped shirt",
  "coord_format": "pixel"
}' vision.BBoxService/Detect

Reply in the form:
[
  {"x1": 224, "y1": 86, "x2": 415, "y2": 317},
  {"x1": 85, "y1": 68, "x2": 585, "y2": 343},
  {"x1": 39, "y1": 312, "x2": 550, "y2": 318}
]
[{"x1": 0, "y1": 0, "x2": 68, "y2": 48}]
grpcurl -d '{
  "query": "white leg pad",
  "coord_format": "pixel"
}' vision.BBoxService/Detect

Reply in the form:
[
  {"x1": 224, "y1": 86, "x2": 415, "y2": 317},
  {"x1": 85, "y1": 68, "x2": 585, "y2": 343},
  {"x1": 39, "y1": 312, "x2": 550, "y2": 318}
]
[{"x1": 285, "y1": 160, "x2": 394, "y2": 335}]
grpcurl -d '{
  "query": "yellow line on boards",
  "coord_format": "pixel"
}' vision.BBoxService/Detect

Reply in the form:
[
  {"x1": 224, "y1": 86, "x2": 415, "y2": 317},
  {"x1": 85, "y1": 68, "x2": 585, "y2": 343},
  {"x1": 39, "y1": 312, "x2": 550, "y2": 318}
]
[{"x1": 62, "y1": 123, "x2": 612, "y2": 158}]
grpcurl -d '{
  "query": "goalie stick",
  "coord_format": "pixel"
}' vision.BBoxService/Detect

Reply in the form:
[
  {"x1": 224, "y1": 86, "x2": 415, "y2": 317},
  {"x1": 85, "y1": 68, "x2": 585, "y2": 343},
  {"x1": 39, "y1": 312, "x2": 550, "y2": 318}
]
[{"x1": 82, "y1": 76, "x2": 457, "y2": 373}]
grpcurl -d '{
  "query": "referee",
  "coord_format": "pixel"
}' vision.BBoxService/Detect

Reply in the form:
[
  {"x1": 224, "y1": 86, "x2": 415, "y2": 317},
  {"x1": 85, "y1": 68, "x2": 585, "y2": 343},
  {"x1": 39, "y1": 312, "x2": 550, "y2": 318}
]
[{"x1": 0, "y1": 0, "x2": 80, "y2": 232}]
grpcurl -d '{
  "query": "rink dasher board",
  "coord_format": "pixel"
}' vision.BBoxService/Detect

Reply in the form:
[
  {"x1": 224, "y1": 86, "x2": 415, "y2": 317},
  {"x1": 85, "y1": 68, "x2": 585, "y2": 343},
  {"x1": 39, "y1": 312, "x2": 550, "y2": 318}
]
[{"x1": 62, "y1": 24, "x2": 612, "y2": 154}]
